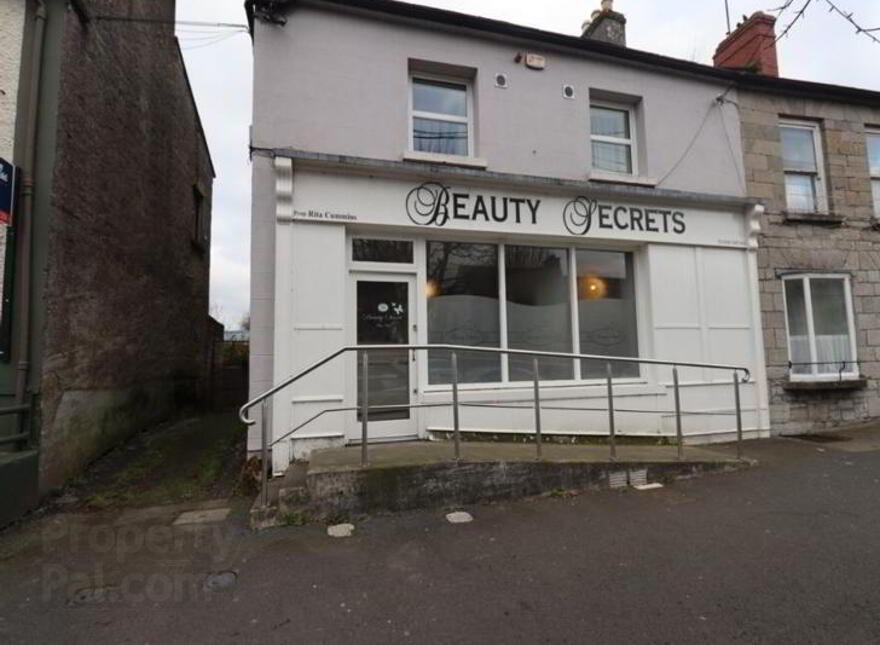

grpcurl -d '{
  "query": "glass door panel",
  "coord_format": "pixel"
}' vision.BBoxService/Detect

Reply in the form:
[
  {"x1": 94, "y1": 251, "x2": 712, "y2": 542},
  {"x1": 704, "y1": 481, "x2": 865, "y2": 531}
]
[{"x1": 356, "y1": 281, "x2": 410, "y2": 421}]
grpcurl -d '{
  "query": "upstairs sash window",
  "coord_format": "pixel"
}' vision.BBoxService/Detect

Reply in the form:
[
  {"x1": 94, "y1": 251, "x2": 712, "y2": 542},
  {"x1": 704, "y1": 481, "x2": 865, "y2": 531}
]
[
  {"x1": 867, "y1": 130, "x2": 880, "y2": 216},
  {"x1": 780, "y1": 122, "x2": 826, "y2": 213},
  {"x1": 411, "y1": 78, "x2": 471, "y2": 157},
  {"x1": 591, "y1": 105, "x2": 636, "y2": 175}
]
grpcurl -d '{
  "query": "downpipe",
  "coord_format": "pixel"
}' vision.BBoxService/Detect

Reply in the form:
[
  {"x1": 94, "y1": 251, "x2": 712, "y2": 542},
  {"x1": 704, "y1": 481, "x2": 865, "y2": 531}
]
[{"x1": 14, "y1": 0, "x2": 48, "y2": 439}]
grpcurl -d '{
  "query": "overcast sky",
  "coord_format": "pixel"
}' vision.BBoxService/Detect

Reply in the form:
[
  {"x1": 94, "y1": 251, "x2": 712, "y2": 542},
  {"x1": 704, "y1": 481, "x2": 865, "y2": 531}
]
[{"x1": 175, "y1": 0, "x2": 880, "y2": 330}]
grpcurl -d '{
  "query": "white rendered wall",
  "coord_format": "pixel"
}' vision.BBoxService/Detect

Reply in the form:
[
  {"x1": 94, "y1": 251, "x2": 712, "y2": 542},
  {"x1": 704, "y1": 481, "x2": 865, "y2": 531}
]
[
  {"x1": 0, "y1": 0, "x2": 24, "y2": 319},
  {"x1": 0, "y1": 0, "x2": 24, "y2": 161},
  {"x1": 259, "y1": 170, "x2": 770, "y2": 466}
]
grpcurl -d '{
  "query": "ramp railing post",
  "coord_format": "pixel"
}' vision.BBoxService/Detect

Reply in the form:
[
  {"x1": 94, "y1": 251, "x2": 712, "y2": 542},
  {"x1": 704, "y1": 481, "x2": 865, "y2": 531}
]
[
  {"x1": 673, "y1": 366, "x2": 683, "y2": 460},
  {"x1": 260, "y1": 398, "x2": 270, "y2": 508},
  {"x1": 451, "y1": 351, "x2": 461, "y2": 462},
  {"x1": 361, "y1": 351, "x2": 369, "y2": 467},
  {"x1": 606, "y1": 361, "x2": 616, "y2": 462},
  {"x1": 734, "y1": 370, "x2": 743, "y2": 461},
  {"x1": 533, "y1": 357, "x2": 542, "y2": 459}
]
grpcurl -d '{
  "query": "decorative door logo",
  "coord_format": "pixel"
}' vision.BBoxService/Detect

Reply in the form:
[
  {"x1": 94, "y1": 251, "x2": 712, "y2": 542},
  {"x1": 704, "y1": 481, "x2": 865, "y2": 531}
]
[{"x1": 563, "y1": 196, "x2": 597, "y2": 236}]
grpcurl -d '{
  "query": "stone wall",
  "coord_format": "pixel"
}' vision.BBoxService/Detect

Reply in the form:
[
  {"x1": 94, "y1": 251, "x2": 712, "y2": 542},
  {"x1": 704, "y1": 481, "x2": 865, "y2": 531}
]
[
  {"x1": 739, "y1": 90, "x2": 880, "y2": 434},
  {"x1": 37, "y1": 0, "x2": 214, "y2": 491}
]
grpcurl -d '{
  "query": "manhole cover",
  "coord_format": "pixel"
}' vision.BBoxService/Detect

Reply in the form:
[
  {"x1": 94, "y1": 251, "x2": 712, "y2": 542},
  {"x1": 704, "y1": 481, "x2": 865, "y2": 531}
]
[
  {"x1": 204, "y1": 570, "x2": 238, "y2": 591},
  {"x1": 791, "y1": 433, "x2": 852, "y2": 444}
]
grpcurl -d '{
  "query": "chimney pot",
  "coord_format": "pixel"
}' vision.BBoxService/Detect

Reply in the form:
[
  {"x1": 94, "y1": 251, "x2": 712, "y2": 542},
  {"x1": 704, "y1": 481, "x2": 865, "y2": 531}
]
[
  {"x1": 713, "y1": 11, "x2": 779, "y2": 76},
  {"x1": 582, "y1": 0, "x2": 626, "y2": 46}
]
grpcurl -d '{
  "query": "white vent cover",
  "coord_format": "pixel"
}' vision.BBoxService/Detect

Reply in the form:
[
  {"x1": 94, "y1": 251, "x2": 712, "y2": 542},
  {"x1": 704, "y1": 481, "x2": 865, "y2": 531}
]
[
  {"x1": 495, "y1": 73, "x2": 509, "y2": 89},
  {"x1": 562, "y1": 84, "x2": 576, "y2": 99}
]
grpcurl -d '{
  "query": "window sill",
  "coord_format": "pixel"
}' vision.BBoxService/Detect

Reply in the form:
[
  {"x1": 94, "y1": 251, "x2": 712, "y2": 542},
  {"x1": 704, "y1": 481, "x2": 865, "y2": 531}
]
[
  {"x1": 402, "y1": 151, "x2": 488, "y2": 169},
  {"x1": 782, "y1": 377, "x2": 867, "y2": 392},
  {"x1": 588, "y1": 171, "x2": 658, "y2": 188},
  {"x1": 782, "y1": 211, "x2": 844, "y2": 226}
]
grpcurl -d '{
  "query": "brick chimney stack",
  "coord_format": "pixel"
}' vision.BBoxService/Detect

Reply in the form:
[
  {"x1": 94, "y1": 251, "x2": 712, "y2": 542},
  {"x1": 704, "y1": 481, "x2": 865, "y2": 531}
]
[
  {"x1": 713, "y1": 12, "x2": 779, "y2": 76},
  {"x1": 582, "y1": 0, "x2": 627, "y2": 47}
]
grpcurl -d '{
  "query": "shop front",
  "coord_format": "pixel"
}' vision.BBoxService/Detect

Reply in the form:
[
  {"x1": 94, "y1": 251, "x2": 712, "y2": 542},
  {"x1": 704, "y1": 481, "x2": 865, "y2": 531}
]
[{"x1": 266, "y1": 157, "x2": 770, "y2": 471}]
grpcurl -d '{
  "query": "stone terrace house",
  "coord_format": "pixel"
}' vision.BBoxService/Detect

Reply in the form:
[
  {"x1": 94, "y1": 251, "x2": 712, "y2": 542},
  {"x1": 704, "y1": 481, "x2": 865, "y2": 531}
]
[
  {"x1": 714, "y1": 13, "x2": 880, "y2": 434},
  {"x1": 0, "y1": 0, "x2": 216, "y2": 526}
]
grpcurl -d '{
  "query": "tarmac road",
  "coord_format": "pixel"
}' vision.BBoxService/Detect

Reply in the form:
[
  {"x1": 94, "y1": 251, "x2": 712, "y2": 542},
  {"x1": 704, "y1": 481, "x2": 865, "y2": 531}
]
[{"x1": 2, "y1": 431, "x2": 880, "y2": 644}]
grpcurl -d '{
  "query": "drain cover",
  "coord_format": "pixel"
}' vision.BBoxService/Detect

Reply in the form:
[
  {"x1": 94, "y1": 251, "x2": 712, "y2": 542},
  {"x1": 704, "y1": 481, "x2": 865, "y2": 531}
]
[
  {"x1": 204, "y1": 570, "x2": 238, "y2": 591},
  {"x1": 791, "y1": 433, "x2": 852, "y2": 444},
  {"x1": 68, "y1": 586, "x2": 120, "y2": 605}
]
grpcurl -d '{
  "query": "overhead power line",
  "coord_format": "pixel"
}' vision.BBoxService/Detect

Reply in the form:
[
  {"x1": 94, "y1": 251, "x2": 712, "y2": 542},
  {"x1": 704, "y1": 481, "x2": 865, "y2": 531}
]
[
  {"x1": 94, "y1": 16, "x2": 248, "y2": 30},
  {"x1": 821, "y1": 0, "x2": 880, "y2": 44},
  {"x1": 775, "y1": 0, "x2": 815, "y2": 43}
]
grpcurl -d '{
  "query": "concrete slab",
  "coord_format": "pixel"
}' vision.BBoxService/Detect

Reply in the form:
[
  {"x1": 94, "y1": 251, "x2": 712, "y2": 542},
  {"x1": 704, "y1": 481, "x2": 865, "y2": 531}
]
[
  {"x1": 309, "y1": 441, "x2": 733, "y2": 473},
  {"x1": 303, "y1": 440, "x2": 745, "y2": 517},
  {"x1": 172, "y1": 508, "x2": 231, "y2": 526},
  {"x1": 327, "y1": 523, "x2": 355, "y2": 538},
  {"x1": 445, "y1": 511, "x2": 473, "y2": 524}
]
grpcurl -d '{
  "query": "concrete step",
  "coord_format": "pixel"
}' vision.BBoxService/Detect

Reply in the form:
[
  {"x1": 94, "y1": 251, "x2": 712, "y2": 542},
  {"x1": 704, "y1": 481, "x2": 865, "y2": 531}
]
[{"x1": 250, "y1": 441, "x2": 752, "y2": 529}]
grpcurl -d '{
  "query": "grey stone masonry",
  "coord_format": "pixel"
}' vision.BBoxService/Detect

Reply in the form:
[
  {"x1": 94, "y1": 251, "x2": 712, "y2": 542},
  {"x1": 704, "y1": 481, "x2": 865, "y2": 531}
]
[{"x1": 739, "y1": 90, "x2": 880, "y2": 434}]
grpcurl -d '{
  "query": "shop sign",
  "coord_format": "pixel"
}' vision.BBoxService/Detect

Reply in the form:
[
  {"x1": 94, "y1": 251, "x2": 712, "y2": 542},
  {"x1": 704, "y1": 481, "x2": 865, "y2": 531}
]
[
  {"x1": 406, "y1": 182, "x2": 540, "y2": 227},
  {"x1": 405, "y1": 181, "x2": 686, "y2": 236},
  {"x1": 562, "y1": 196, "x2": 686, "y2": 236},
  {"x1": 0, "y1": 158, "x2": 16, "y2": 226}
]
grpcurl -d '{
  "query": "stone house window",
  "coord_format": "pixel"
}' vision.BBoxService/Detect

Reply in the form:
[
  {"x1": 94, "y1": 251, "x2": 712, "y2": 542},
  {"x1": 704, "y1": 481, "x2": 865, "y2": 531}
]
[
  {"x1": 782, "y1": 273, "x2": 857, "y2": 381},
  {"x1": 192, "y1": 185, "x2": 208, "y2": 251},
  {"x1": 779, "y1": 120, "x2": 827, "y2": 213},
  {"x1": 590, "y1": 103, "x2": 637, "y2": 175},
  {"x1": 410, "y1": 76, "x2": 473, "y2": 158},
  {"x1": 867, "y1": 129, "x2": 880, "y2": 216}
]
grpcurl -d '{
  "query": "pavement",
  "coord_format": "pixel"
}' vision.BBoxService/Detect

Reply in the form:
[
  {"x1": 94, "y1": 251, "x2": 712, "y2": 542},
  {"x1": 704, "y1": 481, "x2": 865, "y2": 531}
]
[{"x1": 3, "y1": 428, "x2": 880, "y2": 644}]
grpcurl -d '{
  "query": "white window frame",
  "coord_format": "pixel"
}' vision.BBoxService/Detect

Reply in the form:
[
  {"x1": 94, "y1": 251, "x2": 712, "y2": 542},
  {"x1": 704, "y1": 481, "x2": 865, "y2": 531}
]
[
  {"x1": 867, "y1": 128, "x2": 880, "y2": 218},
  {"x1": 779, "y1": 119, "x2": 828, "y2": 213},
  {"x1": 408, "y1": 74, "x2": 474, "y2": 159},
  {"x1": 590, "y1": 101, "x2": 638, "y2": 177},
  {"x1": 781, "y1": 273, "x2": 858, "y2": 382}
]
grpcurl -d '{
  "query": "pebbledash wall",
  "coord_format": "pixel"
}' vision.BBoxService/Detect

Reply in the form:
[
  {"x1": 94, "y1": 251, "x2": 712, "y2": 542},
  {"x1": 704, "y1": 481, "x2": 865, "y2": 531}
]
[
  {"x1": 250, "y1": 1, "x2": 771, "y2": 472},
  {"x1": 0, "y1": 0, "x2": 215, "y2": 505},
  {"x1": 30, "y1": 0, "x2": 215, "y2": 491},
  {"x1": 740, "y1": 90, "x2": 880, "y2": 433}
]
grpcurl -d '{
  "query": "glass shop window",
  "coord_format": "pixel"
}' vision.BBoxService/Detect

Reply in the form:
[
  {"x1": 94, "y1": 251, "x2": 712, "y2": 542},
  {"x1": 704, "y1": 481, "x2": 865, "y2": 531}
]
[
  {"x1": 576, "y1": 250, "x2": 639, "y2": 378},
  {"x1": 505, "y1": 246, "x2": 573, "y2": 381},
  {"x1": 352, "y1": 239, "x2": 414, "y2": 264},
  {"x1": 426, "y1": 242, "x2": 501, "y2": 384}
]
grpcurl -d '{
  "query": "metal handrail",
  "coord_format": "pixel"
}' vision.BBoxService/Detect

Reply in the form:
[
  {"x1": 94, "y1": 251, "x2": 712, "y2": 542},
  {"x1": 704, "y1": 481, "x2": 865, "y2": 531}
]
[
  {"x1": 239, "y1": 344, "x2": 750, "y2": 425},
  {"x1": 241, "y1": 344, "x2": 751, "y2": 509},
  {"x1": 0, "y1": 403, "x2": 33, "y2": 447}
]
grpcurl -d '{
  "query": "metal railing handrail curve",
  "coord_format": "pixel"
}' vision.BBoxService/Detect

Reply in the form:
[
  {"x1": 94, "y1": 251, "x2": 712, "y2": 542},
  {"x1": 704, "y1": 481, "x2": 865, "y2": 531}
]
[{"x1": 239, "y1": 343, "x2": 751, "y2": 426}]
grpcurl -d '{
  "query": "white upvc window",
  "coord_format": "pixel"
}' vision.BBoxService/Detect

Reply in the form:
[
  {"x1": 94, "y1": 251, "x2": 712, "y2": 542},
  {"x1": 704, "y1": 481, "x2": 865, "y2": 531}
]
[
  {"x1": 409, "y1": 75, "x2": 473, "y2": 158},
  {"x1": 867, "y1": 128, "x2": 880, "y2": 217},
  {"x1": 779, "y1": 120, "x2": 827, "y2": 213},
  {"x1": 782, "y1": 273, "x2": 858, "y2": 381},
  {"x1": 590, "y1": 103, "x2": 637, "y2": 176}
]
